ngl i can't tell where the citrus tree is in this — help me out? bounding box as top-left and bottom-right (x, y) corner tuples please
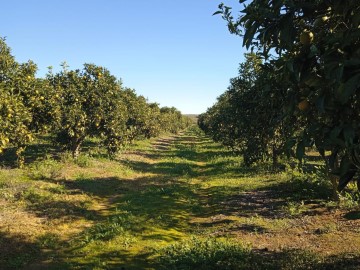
(160, 107), (188, 134)
(120, 88), (154, 143)
(199, 53), (295, 166)
(0, 38), (44, 167)
(48, 63), (128, 158)
(215, 0), (360, 190)
(1, 37), (192, 164)
(142, 102), (163, 139)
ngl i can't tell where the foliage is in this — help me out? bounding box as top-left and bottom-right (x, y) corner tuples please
(212, 0), (360, 190)
(199, 53), (295, 166)
(160, 106), (192, 134)
(47, 63), (128, 158)
(0, 38), (38, 167)
(0, 38), (191, 164)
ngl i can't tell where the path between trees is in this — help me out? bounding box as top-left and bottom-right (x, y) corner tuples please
(4, 129), (360, 269)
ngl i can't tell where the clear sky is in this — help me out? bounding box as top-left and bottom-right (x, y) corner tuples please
(1, 0), (246, 114)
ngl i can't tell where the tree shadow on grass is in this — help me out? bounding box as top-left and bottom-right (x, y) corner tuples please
(62, 176), (128, 197)
(120, 158), (201, 177)
(199, 187), (288, 219)
(189, 173), (335, 225)
(259, 176), (333, 202)
(0, 231), (41, 270)
(39, 173), (205, 236)
(344, 210), (360, 220)
(113, 177), (204, 230)
(16, 174), (207, 269)
(201, 161), (259, 178)
(25, 199), (99, 221)
(257, 249), (360, 270)
(43, 248), (154, 270)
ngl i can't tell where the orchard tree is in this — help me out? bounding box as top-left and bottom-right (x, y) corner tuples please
(120, 88), (153, 143)
(48, 63), (128, 158)
(199, 53), (295, 166)
(0, 37), (192, 165)
(0, 38), (43, 167)
(143, 102), (163, 139)
(160, 107), (187, 134)
(215, 0), (360, 190)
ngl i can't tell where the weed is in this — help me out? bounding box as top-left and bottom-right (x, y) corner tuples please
(78, 213), (138, 244)
(28, 157), (63, 180)
(277, 249), (323, 270)
(314, 223), (338, 234)
(156, 236), (252, 270)
(36, 233), (61, 249)
(20, 187), (52, 204)
(281, 165), (333, 201)
(2, 128), (360, 269)
(282, 201), (306, 216)
(47, 183), (67, 194)
(74, 154), (93, 168)
(338, 191), (360, 209)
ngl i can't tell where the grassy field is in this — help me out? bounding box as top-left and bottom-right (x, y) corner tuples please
(0, 126), (360, 269)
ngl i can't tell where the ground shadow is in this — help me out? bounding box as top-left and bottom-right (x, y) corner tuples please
(0, 231), (41, 270)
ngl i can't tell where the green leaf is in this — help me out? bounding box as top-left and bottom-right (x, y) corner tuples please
(212, 11), (223, 16)
(309, 45), (319, 57)
(339, 73), (360, 104)
(331, 138), (346, 148)
(334, 64), (344, 82)
(279, 14), (294, 48)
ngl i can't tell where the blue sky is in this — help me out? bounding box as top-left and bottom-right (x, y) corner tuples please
(1, 0), (246, 114)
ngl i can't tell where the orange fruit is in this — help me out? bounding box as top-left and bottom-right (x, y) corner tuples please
(300, 31), (314, 45)
(298, 100), (310, 111)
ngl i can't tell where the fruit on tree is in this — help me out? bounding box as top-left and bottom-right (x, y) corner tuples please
(298, 99), (310, 111)
(314, 16), (329, 27)
(300, 31), (314, 45)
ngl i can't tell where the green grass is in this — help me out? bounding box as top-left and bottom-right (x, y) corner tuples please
(0, 127), (359, 269)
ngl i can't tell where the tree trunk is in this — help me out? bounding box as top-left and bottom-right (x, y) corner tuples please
(71, 137), (83, 159)
(330, 174), (340, 201)
(319, 148), (340, 201)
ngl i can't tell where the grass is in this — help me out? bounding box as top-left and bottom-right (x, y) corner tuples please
(0, 126), (360, 269)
